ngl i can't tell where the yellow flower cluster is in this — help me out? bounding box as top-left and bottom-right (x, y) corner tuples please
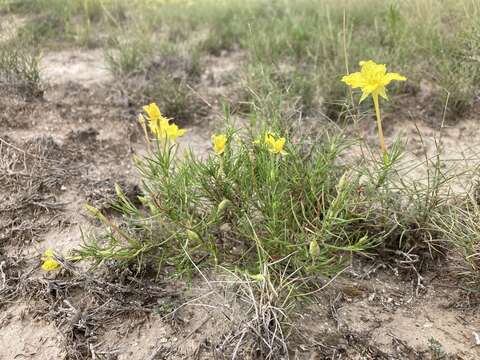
(264, 132), (287, 155)
(212, 131), (287, 157)
(254, 132), (287, 155)
(141, 103), (289, 157)
(142, 103), (187, 142)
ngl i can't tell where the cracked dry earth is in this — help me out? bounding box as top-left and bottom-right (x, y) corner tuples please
(0, 48), (479, 360)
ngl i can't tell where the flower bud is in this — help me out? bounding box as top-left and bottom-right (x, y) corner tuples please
(85, 204), (108, 223)
(186, 230), (202, 243)
(309, 239), (320, 259)
(337, 172), (348, 191)
(114, 183), (123, 198)
(217, 199), (232, 215)
(249, 273), (266, 282)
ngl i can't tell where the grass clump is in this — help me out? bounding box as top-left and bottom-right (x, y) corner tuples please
(104, 25), (204, 123)
(432, 197), (480, 286)
(80, 117), (376, 275)
(105, 34), (152, 77)
(0, 41), (41, 96)
(77, 100), (462, 280)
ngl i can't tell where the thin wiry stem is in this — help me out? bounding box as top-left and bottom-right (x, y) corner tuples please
(372, 94), (388, 160)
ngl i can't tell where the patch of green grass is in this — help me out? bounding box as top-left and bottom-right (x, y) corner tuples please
(432, 196), (480, 287)
(242, 62), (322, 125)
(105, 34), (152, 77)
(2, 0), (130, 47)
(105, 25), (204, 122)
(143, 75), (198, 126)
(4, 0), (479, 118)
(0, 41), (42, 96)
(115, 0), (476, 120)
(428, 337), (447, 359)
(434, 22), (480, 116)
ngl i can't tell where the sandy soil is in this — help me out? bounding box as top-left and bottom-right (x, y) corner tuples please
(1, 47), (479, 359)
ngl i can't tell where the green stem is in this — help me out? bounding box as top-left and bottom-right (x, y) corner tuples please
(372, 94), (388, 161)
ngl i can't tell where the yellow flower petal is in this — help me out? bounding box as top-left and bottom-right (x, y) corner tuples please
(143, 102), (162, 120)
(359, 89), (371, 103)
(165, 123), (187, 142)
(255, 131), (287, 155)
(149, 117), (169, 139)
(41, 249), (61, 271)
(265, 132), (276, 147)
(341, 72), (366, 89)
(255, 131), (288, 155)
(268, 136), (287, 155)
(143, 103), (176, 141)
(212, 134), (227, 155)
(383, 72), (407, 84)
(41, 258), (60, 271)
(377, 86), (388, 100)
(274, 137), (286, 154)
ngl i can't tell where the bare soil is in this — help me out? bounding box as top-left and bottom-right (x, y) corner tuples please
(1, 48), (479, 359)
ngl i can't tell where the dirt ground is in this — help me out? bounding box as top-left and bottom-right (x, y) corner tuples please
(1, 45), (480, 360)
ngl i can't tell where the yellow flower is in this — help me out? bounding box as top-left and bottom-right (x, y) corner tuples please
(142, 102), (187, 143)
(253, 132), (273, 145)
(150, 117), (170, 139)
(143, 102), (162, 120)
(254, 131), (287, 155)
(269, 137), (286, 155)
(265, 133), (287, 155)
(264, 131), (275, 143)
(212, 134), (227, 155)
(341, 60), (406, 103)
(342, 61), (406, 159)
(142, 103), (171, 139)
(165, 123), (187, 142)
(41, 249), (60, 271)
(142, 102), (175, 140)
